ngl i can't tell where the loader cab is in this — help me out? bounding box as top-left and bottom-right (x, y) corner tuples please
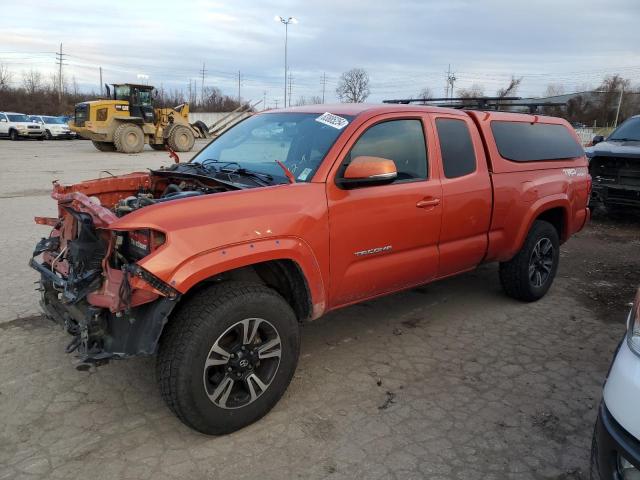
(111, 83), (156, 123)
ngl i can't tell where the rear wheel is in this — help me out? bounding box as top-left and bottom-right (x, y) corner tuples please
(156, 282), (300, 435)
(91, 140), (117, 152)
(113, 123), (145, 153)
(167, 125), (195, 152)
(499, 220), (560, 301)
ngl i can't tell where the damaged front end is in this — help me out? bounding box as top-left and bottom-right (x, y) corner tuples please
(30, 179), (181, 367)
(29, 166), (242, 367)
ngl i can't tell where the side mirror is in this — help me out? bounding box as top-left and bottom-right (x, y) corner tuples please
(336, 156), (397, 189)
(0, 118), (6, 122)
(592, 135), (604, 145)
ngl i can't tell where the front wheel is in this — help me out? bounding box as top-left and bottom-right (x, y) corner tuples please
(156, 282), (300, 435)
(9, 130), (18, 141)
(499, 220), (560, 302)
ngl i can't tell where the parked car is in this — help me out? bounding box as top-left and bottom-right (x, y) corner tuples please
(29, 104), (591, 434)
(586, 115), (640, 210)
(591, 287), (640, 479)
(29, 115), (76, 139)
(0, 112), (45, 140)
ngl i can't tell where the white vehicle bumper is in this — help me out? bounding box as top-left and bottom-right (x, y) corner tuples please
(604, 332), (640, 440)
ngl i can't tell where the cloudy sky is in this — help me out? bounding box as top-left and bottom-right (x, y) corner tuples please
(2, 0), (639, 106)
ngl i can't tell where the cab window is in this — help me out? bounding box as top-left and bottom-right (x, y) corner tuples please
(436, 118), (477, 178)
(345, 119), (428, 182)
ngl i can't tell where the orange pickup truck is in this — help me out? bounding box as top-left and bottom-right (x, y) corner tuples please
(30, 104), (591, 434)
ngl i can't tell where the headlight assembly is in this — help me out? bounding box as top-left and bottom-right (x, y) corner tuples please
(627, 289), (640, 356)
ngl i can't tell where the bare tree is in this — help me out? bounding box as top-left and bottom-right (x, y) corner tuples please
(417, 88), (433, 102)
(0, 64), (12, 91)
(295, 96), (307, 106)
(308, 95), (322, 105)
(497, 76), (522, 98)
(22, 69), (43, 95)
(543, 83), (565, 97)
(336, 68), (370, 103)
(457, 84), (485, 98)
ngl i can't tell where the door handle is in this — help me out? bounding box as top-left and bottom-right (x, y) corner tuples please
(416, 198), (440, 208)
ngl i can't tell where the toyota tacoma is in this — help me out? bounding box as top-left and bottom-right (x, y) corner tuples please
(30, 104), (591, 434)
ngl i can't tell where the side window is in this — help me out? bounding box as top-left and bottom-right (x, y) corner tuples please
(435, 118), (477, 179)
(346, 119), (427, 181)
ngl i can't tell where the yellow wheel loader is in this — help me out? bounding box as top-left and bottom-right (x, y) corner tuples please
(69, 84), (210, 153)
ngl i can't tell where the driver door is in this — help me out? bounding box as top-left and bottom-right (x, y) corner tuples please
(326, 114), (442, 308)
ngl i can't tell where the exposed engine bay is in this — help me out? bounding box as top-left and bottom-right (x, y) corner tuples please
(29, 162), (263, 366)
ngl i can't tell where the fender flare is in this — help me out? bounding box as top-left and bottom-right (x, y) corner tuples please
(507, 194), (570, 260)
(167, 236), (327, 319)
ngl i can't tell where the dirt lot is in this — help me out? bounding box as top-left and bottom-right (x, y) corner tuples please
(0, 139), (638, 479)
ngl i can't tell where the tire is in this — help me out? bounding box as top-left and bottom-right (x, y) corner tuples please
(113, 123), (144, 153)
(589, 423), (602, 480)
(45, 130), (52, 140)
(167, 125), (195, 152)
(150, 143), (166, 151)
(156, 281), (300, 435)
(91, 140), (117, 152)
(192, 120), (209, 138)
(499, 220), (560, 302)
(9, 130), (18, 141)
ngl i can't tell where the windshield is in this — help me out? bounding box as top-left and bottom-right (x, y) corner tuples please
(191, 112), (352, 182)
(43, 116), (66, 124)
(608, 116), (640, 141)
(8, 114), (30, 122)
(114, 85), (130, 100)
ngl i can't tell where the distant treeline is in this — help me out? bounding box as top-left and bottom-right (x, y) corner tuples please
(0, 67), (244, 115)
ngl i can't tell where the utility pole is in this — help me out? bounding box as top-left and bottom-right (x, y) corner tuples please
(288, 72), (293, 107)
(445, 64), (456, 99)
(200, 62), (207, 106)
(321, 72), (327, 103)
(238, 70), (241, 105)
(614, 86), (624, 128)
(274, 99), (279, 109)
(99, 66), (103, 96)
(55, 43), (67, 104)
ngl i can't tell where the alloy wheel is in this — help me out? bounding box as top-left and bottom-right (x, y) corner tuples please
(528, 237), (554, 288)
(202, 318), (282, 409)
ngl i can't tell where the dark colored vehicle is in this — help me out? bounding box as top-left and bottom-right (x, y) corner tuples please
(586, 115), (640, 209)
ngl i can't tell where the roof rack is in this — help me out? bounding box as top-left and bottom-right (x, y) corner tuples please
(383, 96), (520, 104)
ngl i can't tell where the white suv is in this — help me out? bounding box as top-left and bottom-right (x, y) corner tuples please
(591, 287), (640, 479)
(0, 112), (45, 140)
(29, 115), (76, 140)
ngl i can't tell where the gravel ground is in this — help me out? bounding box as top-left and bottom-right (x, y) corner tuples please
(0, 139), (638, 479)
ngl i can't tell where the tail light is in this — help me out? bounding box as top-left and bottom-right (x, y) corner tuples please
(124, 229), (166, 260)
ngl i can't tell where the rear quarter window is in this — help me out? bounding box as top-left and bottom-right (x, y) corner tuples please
(491, 121), (583, 162)
(435, 118), (477, 178)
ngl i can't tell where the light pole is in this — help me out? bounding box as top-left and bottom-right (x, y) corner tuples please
(275, 15), (297, 108)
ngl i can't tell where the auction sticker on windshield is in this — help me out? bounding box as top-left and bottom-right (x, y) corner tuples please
(315, 112), (349, 130)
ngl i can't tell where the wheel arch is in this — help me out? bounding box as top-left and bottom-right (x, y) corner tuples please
(500, 196), (570, 262)
(160, 237), (327, 321)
